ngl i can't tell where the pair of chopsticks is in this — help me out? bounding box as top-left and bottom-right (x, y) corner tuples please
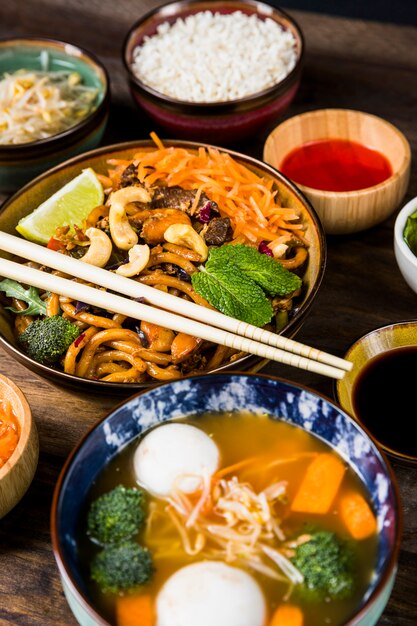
(0, 231), (352, 379)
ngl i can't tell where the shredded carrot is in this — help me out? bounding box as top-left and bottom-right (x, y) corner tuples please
(116, 594), (154, 626)
(108, 139), (306, 245)
(149, 131), (165, 150)
(291, 453), (346, 514)
(96, 173), (113, 188)
(339, 491), (377, 539)
(0, 400), (20, 468)
(270, 604), (304, 626)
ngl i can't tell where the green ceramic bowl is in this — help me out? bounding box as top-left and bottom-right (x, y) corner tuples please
(0, 139), (325, 394)
(335, 320), (417, 465)
(0, 38), (110, 193)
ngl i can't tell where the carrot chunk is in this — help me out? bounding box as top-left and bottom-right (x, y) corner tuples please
(270, 604), (304, 626)
(291, 453), (346, 514)
(116, 594), (154, 626)
(340, 491), (377, 539)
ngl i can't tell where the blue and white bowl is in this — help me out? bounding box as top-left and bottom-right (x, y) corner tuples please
(51, 373), (401, 626)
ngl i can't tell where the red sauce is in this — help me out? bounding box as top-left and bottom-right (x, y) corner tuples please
(280, 138), (393, 192)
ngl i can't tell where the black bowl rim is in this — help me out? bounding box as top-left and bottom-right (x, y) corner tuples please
(50, 371), (403, 626)
(0, 36), (111, 158)
(0, 137), (326, 392)
(121, 0), (304, 114)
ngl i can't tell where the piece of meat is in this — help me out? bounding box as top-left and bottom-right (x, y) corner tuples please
(204, 217), (233, 246)
(151, 186), (219, 218)
(120, 163), (140, 188)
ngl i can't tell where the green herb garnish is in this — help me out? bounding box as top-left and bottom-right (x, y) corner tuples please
(403, 209), (417, 255)
(209, 244), (302, 296)
(0, 278), (47, 316)
(191, 244), (302, 326)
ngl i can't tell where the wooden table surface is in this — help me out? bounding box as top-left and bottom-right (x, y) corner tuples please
(1, 3), (417, 625)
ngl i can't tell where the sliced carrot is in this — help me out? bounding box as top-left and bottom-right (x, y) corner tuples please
(270, 604), (304, 626)
(339, 491), (378, 539)
(116, 594), (154, 626)
(291, 453), (346, 514)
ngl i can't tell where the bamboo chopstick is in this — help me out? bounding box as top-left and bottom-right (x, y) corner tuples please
(0, 231), (352, 373)
(0, 256), (347, 379)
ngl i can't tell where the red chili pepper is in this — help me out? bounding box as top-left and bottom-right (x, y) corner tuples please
(47, 237), (63, 251)
(74, 333), (86, 348)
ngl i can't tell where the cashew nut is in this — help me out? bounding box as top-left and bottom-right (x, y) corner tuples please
(115, 244), (150, 278)
(164, 224), (209, 262)
(80, 228), (113, 267)
(109, 186), (151, 251)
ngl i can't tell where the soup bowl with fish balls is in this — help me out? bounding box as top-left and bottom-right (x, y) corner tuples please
(51, 373), (401, 626)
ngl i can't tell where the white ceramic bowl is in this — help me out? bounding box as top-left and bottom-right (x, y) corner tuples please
(394, 196), (417, 294)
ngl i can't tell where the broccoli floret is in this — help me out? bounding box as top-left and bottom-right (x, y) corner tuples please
(291, 530), (355, 601)
(87, 485), (145, 545)
(18, 315), (80, 365)
(91, 541), (154, 593)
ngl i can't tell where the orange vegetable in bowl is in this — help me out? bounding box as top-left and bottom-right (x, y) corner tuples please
(340, 491), (377, 539)
(291, 453), (346, 514)
(270, 604), (304, 626)
(0, 400), (20, 467)
(0, 374), (39, 519)
(116, 594), (154, 626)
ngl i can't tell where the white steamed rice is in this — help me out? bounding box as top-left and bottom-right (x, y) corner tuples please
(130, 10), (298, 103)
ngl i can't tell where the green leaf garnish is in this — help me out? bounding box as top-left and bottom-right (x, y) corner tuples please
(192, 260), (273, 327)
(208, 244), (302, 296)
(0, 278), (47, 316)
(403, 209), (417, 255)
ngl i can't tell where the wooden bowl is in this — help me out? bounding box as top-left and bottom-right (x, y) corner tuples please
(0, 374), (39, 518)
(263, 108), (411, 234)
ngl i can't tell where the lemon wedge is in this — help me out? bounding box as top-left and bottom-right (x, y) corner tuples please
(16, 167), (104, 244)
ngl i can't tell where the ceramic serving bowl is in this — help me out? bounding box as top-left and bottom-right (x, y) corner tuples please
(394, 195), (417, 295)
(122, 0), (304, 144)
(0, 373), (39, 518)
(335, 320), (417, 465)
(263, 108), (411, 235)
(51, 372), (401, 626)
(0, 37), (110, 193)
(0, 139), (325, 394)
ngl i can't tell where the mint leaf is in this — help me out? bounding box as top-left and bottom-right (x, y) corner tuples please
(209, 244), (302, 296)
(404, 209), (417, 255)
(0, 279), (47, 316)
(192, 260), (273, 327)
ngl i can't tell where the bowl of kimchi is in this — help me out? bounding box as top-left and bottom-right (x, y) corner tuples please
(0, 136), (326, 393)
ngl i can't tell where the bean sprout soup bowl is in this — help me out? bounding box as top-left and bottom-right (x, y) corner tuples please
(51, 373), (401, 626)
(0, 37), (110, 193)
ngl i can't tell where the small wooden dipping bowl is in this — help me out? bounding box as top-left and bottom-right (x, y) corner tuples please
(0, 374), (39, 518)
(263, 108), (411, 234)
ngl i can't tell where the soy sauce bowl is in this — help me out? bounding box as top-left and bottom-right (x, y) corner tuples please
(335, 320), (417, 465)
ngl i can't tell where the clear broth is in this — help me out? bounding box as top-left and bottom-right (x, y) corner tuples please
(78, 413), (378, 626)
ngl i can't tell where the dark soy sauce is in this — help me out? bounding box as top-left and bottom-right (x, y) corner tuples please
(352, 346), (417, 458)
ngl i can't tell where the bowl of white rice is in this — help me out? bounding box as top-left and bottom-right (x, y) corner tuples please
(122, 0), (304, 144)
